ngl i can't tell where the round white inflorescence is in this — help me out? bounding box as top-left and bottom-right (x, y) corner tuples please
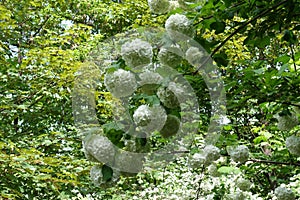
(165, 13), (194, 39)
(185, 46), (204, 66)
(207, 163), (219, 177)
(133, 105), (152, 127)
(114, 151), (144, 173)
(121, 39), (153, 68)
(84, 134), (115, 164)
(158, 47), (183, 68)
(236, 177), (252, 191)
(274, 186), (295, 200)
(138, 70), (163, 86)
(104, 69), (137, 98)
(148, 0), (170, 14)
(157, 85), (180, 108)
(285, 135), (300, 156)
(228, 145), (249, 163)
(276, 113), (299, 131)
(203, 145), (221, 164)
(190, 152), (206, 168)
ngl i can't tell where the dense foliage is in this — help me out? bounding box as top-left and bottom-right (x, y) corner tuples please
(0, 0), (299, 199)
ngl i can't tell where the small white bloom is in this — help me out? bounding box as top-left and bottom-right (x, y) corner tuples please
(285, 135), (300, 156)
(138, 70), (163, 86)
(104, 69), (137, 98)
(121, 39), (153, 68)
(165, 14), (194, 39)
(203, 145), (221, 164)
(228, 145), (249, 163)
(185, 46), (205, 66)
(148, 0), (170, 14)
(236, 177), (252, 191)
(133, 105), (152, 127)
(276, 112), (298, 131)
(208, 163), (219, 177)
(158, 47), (183, 68)
(84, 134), (115, 164)
(190, 153), (205, 168)
(274, 186), (295, 200)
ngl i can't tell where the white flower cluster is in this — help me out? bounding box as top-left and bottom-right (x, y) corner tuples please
(276, 113), (298, 131)
(133, 105), (152, 127)
(165, 13), (194, 39)
(285, 135), (300, 156)
(274, 186), (295, 200)
(203, 145), (221, 164)
(227, 145), (249, 163)
(121, 39), (153, 68)
(208, 163), (219, 177)
(83, 134), (115, 164)
(236, 177), (252, 191)
(104, 69), (137, 98)
(186, 46), (204, 66)
(157, 86), (180, 108)
(138, 70), (163, 86)
(114, 151), (144, 173)
(133, 104), (167, 133)
(147, 0), (170, 14)
(158, 47), (183, 68)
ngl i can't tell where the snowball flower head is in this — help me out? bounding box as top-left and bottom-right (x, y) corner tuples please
(185, 46), (204, 66)
(158, 47), (183, 68)
(203, 145), (220, 164)
(190, 152), (206, 168)
(165, 14), (194, 39)
(148, 0), (170, 14)
(228, 145), (249, 163)
(157, 85), (180, 108)
(104, 69), (137, 98)
(276, 112), (298, 131)
(84, 134), (115, 164)
(121, 39), (153, 68)
(285, 135), (300, 156)
(274, 186), (295, 200)
(138, 70), (163, 86)
(236, 177), (252, 191)
(133, 105), (152, 127)
(114, 151), (144, 173)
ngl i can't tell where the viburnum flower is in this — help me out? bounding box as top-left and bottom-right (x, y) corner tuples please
(274, 186), (295, 200)
(207, 163), (219, 177)
(285, 135), (300, 156)
(104, 69), (137, 98)
(203, 145), (221, 164)
(121, 39), (153, 68)
(185, 46), (204, 66)
(236, 177), (252, 191)
(158, 47), (183, 68)
(114, 151), (144, 173)
(190, 152), (206, 168)
(138, 70), (163, 86)
(169, 1), (180, 10)
(148, 0), (170, 14)
(83, 134), (115, 164)
(227, 145), (249, 163)
(157, 85), (180, 108)
(165, 14), (194, 39)
(133, 105), (152, 127)
(276, 112), (299, 131)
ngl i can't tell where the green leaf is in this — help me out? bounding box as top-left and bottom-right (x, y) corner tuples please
(210, 21), (226, 34)
(102, 164), (113, 182)
(218, 166), (241, 174)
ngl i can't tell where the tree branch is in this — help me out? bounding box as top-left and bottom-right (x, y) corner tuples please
(248, 159), (300, 166)
(193, 0), (288, 74)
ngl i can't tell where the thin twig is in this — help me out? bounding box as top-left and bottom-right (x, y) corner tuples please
(247, 159), (300, 166)
(193, 0), (288, 74)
